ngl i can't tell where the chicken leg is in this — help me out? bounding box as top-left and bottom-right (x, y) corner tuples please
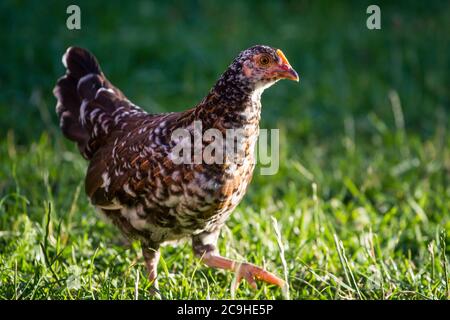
(192, 231), (284, 290)
(142, 243), (160, 289)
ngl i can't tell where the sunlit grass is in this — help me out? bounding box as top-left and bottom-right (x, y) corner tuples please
(1, 102), (449, 299)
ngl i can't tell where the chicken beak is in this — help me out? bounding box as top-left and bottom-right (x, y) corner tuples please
(275, 49), (299, 82)
(276, 64), (299, 82)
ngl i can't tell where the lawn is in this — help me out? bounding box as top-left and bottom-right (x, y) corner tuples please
(0, 1), (449, 299)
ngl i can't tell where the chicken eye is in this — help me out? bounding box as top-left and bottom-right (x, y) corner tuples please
(259, 55), (271, 66)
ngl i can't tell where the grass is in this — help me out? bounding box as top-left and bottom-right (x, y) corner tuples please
(0, 1), (450, 299)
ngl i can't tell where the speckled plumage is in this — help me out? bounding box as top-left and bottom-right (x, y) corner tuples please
(54, 45), (298, 289)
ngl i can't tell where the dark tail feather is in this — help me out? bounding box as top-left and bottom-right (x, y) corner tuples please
(53, 47), (104, 156)
(54, 47), (129, 158)
(63, 47), (102, 80)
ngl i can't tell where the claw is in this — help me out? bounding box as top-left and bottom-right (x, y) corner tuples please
(197, 250), (285, 291)
(233, 262), (284, 290)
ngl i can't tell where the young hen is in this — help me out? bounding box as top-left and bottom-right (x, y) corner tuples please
(54, 45), (299, 290)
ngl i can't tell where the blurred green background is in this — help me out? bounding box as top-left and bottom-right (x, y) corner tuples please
(0, 0), (450, 299)
(1, 0), (448, 141)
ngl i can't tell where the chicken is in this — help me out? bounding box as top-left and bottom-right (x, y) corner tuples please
(53, 45), (299, 291)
